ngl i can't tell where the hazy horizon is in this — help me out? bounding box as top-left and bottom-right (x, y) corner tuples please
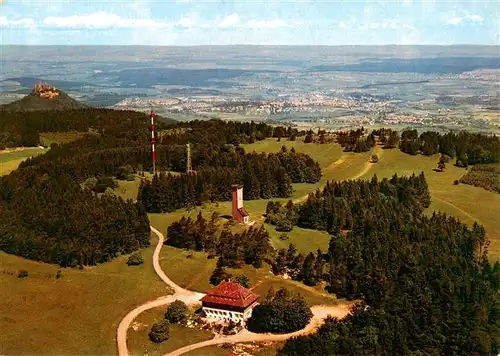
(1, 0), (498, 46)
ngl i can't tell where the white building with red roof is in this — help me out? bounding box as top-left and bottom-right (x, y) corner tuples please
(200, 281), (259, 324)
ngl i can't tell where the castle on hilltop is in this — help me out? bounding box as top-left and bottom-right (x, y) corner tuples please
(33, 82), (60, 99)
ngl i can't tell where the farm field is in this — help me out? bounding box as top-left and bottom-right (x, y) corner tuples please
(0, 235), (168, 355)
(128, 307), (214, 356)
(0, 147), (47, 176)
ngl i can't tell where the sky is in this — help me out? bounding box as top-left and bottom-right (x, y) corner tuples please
(0, 0), (499, 45)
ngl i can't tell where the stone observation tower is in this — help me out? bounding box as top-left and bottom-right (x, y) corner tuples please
(231, 184), (249, 224)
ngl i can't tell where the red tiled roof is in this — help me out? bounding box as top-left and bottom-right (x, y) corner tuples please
(201, 281), (259, 308)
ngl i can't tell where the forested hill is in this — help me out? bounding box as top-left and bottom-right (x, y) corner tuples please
(0, 85), (88, 112)
(0, 108), (177, 148)
(0, 112), (309, 266)
(265, 175), (500, 355)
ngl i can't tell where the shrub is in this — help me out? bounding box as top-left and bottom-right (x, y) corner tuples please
(276, 218), (294, 232)
(165, 300), (189, 324)
(127, 252), (144, 266)
(148, 319), (170, 343)
(247, 288), (313, 333)
(116, 165), (134, 180)
(56, 270), (62, 279)
(279, 233), (289, 240)
(18, 270), (28, 278)
(371, 154), (379, 163)
(235, 274), (250, 288)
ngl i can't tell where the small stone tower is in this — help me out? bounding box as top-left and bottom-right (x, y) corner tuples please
(231, 184), (249, 224)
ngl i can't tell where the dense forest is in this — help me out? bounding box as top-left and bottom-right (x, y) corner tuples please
(263, 175), (499, 355)
(0, 109), (301, 266)
(138, 146), (321, 212)
(399, 129), (500, 165)
(165, 173), (499, 354)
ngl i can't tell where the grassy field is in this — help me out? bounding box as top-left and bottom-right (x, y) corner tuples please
(39, 131), (87, 146)
(128, 307), (214, 356)
(0, 234), (169, 355)
(119, 139), (499, 260)
(158, 245), (337, 306)
(0, 147), (48, 176)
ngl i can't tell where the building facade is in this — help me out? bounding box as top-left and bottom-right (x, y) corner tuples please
(231, 184), (249, 224)
(201, 281), (259, 324)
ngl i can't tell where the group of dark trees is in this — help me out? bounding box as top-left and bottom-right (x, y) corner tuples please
(1, 108), (303, 267)
(459, 163), (500, 193)
(0, 171), (151, 266)
(262, 173), (500, 355)
(166, 213), (272, 268)
(266, 173), (430, 234)
(335, 128), (376, 152)
(148, 299), (190, 343)
(399, 129), (500, 165)
(247, 287), (313, 334)
(138, 146), (321, 213)
(271, 245), (326, 287)
(372, 128), (400, 149)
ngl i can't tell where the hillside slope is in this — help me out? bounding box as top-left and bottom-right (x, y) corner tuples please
(1, 83), (87, 111)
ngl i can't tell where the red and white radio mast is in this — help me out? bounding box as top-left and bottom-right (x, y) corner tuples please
(150, 110), (156, 176)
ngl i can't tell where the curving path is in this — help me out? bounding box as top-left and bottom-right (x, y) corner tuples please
(116, 226), (205, 356)
(166, 304), (350, 356)
(116, 226), (350, 356)
(293, 146), (383, 205)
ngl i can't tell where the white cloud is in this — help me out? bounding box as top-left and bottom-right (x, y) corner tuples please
(338, 21), (349, 29)
(0, 16), (35, 27)
(4, 11), (304, 33)
(358, 20), (414, 31)
(402, 0), (412, 7)
(42, 12), (173, 29)
(446, 14), (483, 25)
(177, 16), (196, 27)
(245, 19), (288, 29)
(217, 13), (240, 28)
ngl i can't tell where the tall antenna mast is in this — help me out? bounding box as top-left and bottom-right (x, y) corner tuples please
(150, 110), (156, 176)
(186, 143), (191, 174)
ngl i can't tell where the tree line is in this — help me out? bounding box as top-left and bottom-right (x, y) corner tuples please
(399, 129), (500, 165)
(266, 173), (430, 234)
(138, 147), (321, 213)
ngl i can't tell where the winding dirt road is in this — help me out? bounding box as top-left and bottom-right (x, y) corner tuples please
(293, 146), (383, 204)
(167, 304), (350, 356)
(116, 227), (205, 356)
(116, 226), (350, 356)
